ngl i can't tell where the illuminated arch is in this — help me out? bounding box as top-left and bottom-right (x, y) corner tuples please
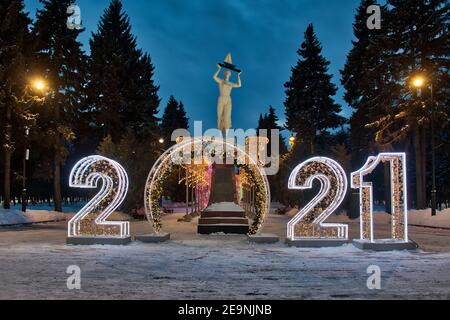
(144, 137), (271, 235)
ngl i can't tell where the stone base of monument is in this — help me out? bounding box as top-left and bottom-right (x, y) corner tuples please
(134, 233), (171, 243)
(286, 239), (350, 248)
(198, 224), (249, 235)
(353, 239), (418, 251)
(67, 237), (132, 246)
(247, 234), (280, 244)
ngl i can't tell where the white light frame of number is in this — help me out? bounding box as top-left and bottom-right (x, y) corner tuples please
(68, 156), (130, 239)
(351, 153), (408, 243)
(287, 157), (348, 241)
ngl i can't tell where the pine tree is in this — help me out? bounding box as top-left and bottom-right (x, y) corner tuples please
(284, 24), (344, 156)
(366, 0), (449, 209)
(341, 0), (399, 214)
(89, 0), (162, 213)
(160, 96), (189, 147)
(0, 0), (34, 209)
(176, 101), (189, 130)
(32, 0), (87, 212)
(341, 1), (396, 162)
(87, 0), (160, 142)
(258, 106), (287, 155)
(256, 106), (288, 203)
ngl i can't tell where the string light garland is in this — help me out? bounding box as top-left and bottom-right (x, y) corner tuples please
(68, 156), (129, 239)
(287, 157), (348, 241)
(351, 153), (408, 243)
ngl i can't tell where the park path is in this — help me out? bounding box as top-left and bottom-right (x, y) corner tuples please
(0, 238), (450, 300)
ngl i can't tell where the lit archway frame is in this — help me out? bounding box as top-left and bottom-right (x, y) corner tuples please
(144, 137), (271, 235)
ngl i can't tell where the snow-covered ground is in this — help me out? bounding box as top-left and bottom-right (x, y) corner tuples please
(0, 209), (66, 226)
(0, 211), (450, 299)
(205, 202), (245, 212)
(407, 208), (450, 229)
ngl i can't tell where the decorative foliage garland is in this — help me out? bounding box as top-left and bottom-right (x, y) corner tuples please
(146, 160), (174, 233)
(238, 164), (271, 235)
(145, 138), (271, 235)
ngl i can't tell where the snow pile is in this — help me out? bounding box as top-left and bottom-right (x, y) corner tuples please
(0, 209), (66, 226)
(205, 202), (244, 212)
(408, 208), (450, 229)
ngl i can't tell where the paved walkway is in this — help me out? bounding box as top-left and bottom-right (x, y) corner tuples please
(1, 213), (450, 299)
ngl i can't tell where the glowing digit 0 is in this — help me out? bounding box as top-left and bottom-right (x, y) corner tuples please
(288, 157), (348, 242)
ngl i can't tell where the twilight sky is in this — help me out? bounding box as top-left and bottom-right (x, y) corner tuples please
(24, 0), (362, 132)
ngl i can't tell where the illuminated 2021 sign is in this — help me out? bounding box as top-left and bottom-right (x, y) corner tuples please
(68, 153), (411, 250)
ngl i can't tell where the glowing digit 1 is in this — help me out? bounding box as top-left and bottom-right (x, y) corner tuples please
(287, 157), (348, 241)
(68, 156), (129, 239)
(351, 153), (408, 243)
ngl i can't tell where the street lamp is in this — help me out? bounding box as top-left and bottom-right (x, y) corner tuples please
(289, 135), (296, 149)
(159, 138), (165, 145)
(32, 78), (47, 92)
(21, 78), (48, 212)
(412, 75), (437, 216)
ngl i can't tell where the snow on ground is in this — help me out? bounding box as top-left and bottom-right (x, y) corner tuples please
(1, 238), (450, 300)
(407, 208), (450, 229)
(0, 209), (66, 226)
(1, 208), (450, 299)
(8, 203), (87, 213)
(205, 202), (245, 212)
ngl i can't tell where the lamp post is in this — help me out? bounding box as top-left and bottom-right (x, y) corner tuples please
(412, 76), (437, 216)
(21, 78), (48, 212)
(21, 127), (30, 212)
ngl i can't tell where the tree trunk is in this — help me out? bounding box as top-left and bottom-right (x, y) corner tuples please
(414, 126), (426, 209)
(420, 126), (427, 207)
(3, 150), (12, 210)
(3, 104), (13, 209)
(54, 157), (62, 212)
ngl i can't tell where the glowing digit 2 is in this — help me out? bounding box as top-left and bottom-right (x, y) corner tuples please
(288, 157), (348, 241)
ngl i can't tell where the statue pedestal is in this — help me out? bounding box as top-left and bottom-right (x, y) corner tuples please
(198, 164), (249, 235)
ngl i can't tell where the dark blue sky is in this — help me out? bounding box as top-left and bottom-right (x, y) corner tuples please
(24, 0), (362, 132)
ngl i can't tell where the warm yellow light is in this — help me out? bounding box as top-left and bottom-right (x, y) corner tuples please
(32, 79), (46, 91)
(412, 77), (425, 88)
(159, 138), (165, 144)
(289, 136), (296, 143)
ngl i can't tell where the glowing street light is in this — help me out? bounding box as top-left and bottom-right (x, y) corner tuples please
(289, 136), (296, 148)
(159, 138), (165, 145)
(412, 76), (425, 88)
(31, 78), (48, 93)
